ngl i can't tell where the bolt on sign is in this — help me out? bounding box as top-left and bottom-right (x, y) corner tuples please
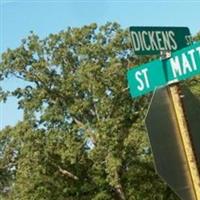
(129, 26), (192, 55)
(127, 41), (200, 98)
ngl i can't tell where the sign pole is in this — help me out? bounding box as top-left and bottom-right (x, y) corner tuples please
(168, 84), (200, 200)
(162, 52), (200, 200)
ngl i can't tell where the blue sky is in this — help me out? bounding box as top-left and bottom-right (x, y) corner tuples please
(1, 0), (200, 129)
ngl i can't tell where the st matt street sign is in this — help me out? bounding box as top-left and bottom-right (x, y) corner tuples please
(129, 26), (192, 55)
(127, 42), (200, 97)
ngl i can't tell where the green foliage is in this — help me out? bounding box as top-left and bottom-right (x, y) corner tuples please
(1, 22), (198, 200)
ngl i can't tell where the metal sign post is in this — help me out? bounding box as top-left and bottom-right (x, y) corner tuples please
(168, 84), (200, 200)
(162, 52), (200, 200)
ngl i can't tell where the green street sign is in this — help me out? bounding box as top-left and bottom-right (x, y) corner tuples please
(127, 59), (165, 97)
(164, 41), (200, 83)
(129, 26), (192, 55)
(127, 42), (200, 98)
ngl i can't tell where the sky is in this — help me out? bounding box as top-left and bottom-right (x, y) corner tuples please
(0, 0), (200, 129)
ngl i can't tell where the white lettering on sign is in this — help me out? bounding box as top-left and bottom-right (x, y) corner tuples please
(149, 32), (158, 50)
(135, 68), (150, 91)
(138, 32), (145, 51)
(156, 31), (164, 51)
(196, 47), (200, 55)
(188, 49), (197, 70)
(170, 56), (182, 78)
(168, 31), (177, 50)
(182, 53), (193, 74)
(170, 48), (199, 78)
(162, 31), (171, 50)
(142, 31), (151, 50)
(131, 32), (140, 51)
(131, 31), (178, 52)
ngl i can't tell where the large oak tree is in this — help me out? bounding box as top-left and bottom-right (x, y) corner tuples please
(1, 22), (199, 200)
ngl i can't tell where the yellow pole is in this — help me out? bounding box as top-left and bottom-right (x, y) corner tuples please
(169, 84), (200, 200)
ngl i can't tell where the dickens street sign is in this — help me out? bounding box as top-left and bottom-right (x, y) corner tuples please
(129, 26), (192, 55)
(127, 42), (200, 97)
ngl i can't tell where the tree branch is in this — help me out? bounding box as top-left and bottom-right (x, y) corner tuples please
(114, 171), (126, 200)
(73, 117), (96, 145)
(115, 183), (126, 200)
(58, 166), (79, 180)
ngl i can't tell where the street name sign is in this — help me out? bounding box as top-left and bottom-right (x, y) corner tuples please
(127, 41), (200, 98)
(130, 26), (192, 55)
(127, 59), (165, 97)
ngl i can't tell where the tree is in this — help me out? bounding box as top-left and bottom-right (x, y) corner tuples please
(1, 22), (197, 199)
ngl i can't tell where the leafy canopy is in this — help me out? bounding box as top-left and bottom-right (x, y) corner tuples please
(1, 22), (198, 200)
